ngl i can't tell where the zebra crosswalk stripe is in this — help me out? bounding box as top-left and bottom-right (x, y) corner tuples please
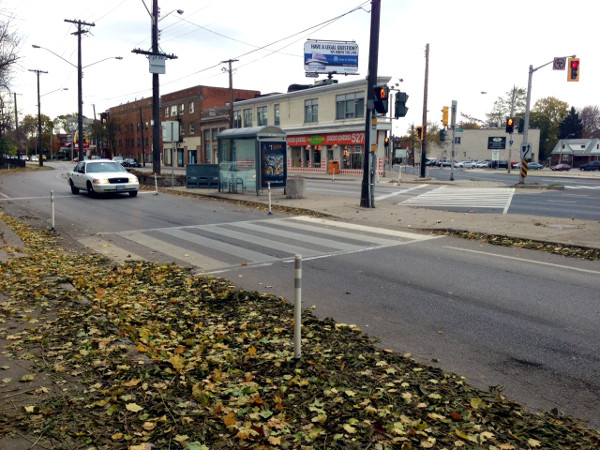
(400, 186), (515, 212)
(77, 217), (439, 271)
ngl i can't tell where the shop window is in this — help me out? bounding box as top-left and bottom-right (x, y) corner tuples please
(336, 92), (365, 119)
(304, 99), (318, 123)
(257, 106), (268, 126)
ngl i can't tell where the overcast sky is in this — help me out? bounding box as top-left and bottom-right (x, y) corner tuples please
(1, 0), (595, 136)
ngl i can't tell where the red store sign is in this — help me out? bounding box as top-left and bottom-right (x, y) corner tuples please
(287, 132), (365, 147)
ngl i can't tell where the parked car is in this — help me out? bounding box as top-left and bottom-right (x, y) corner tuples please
(528, 162), (543, 170)
(456, 161), (476, 169)
(579, 161), (600, 171)
(490, 160), (508, 169)
(475, 160), (490, 168)
(121, 158), (141, 168)
(551, 163), (571, 171)
(425, 158), (438, 166)
(68, 159), (139, 197)
(113, 156), (124, 163)
(439, 159), (452, 167)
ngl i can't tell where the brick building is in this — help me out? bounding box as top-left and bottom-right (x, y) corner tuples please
(108, 85), (259, 167)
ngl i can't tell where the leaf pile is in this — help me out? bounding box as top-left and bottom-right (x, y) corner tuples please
(1, 213), (599, 449)
(431, 229), (600, 261)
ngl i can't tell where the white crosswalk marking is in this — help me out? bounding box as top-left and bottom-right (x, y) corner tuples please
(77, 217), (439, 270)
(400, 186), (515, 213)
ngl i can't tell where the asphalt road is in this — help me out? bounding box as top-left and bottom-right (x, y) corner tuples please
(1, 163), (599, 429)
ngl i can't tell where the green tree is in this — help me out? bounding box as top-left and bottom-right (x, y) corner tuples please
(20, 114), (54, 154)
(559, 107), (583, 139)
(529, 96), (568, 162)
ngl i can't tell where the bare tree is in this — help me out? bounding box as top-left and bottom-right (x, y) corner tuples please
(486, 87), (527, 127)
(0, 8), (20, 90)
(580, 105), (600, 138)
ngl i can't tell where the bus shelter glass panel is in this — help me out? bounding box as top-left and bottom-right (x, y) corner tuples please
(218, 138), (256, 193)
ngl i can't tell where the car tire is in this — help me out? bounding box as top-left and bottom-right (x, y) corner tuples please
(69, 180), (79, 195)
(86, 182), (96, 197)
(129, 190), (138, 197)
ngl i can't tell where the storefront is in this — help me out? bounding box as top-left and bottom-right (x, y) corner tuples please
(287, 131), (375, 175)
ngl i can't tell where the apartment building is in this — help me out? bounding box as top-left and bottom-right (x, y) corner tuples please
(232, 77), (393, 175)
(108, 86), (260, 166)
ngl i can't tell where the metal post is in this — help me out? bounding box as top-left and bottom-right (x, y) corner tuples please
(267, 182), (273, 215)
(152, 0), (161, 174)
(50, 190), (55, 231)
(419, 44), (430, 178)
(360, 0), (381, 208)
(521, 65), (533, 184)
(294, 255), (302, 360)
(450, 100), (457, 181)
(171, 122), (175, 187)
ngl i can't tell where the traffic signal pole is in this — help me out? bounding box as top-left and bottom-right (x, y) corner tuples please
(360, 0), (381, 209)
(520, 54), (575, 183)
(419, 44), (429, 178)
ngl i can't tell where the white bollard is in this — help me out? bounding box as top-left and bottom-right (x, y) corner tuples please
(294, 254), (302, 360)
(50, 190), (56, 231)
(268, 182), (273, 215)
(154, 174), (159, 195)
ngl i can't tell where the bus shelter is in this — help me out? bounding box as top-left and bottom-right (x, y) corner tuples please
(217, 126), (287, 194)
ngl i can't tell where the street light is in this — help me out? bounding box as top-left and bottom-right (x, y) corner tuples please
(32, 44), (122, 161)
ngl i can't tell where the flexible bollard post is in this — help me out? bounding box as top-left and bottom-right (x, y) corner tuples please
(268, 182), (273, 215)
(154, 174), (159, 195)
(50, 190), (56, 231)
(294, 254), (302, 360)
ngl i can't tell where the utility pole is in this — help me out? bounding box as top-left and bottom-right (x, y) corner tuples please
(507, 86), (516, 174)
(65, 19), (95, 162)
(360, 0), (381, 208)
(29, 69), (47, 167)
(14, 92), (20, 159)
(132, 0), (178, 174)
(419, 44), (430, 178)
(222, 59), (238, 128)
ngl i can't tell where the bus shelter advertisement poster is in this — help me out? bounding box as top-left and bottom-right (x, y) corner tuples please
(260, 142), (287, 188)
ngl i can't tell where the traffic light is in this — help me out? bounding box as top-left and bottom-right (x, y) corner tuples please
(567, 58), (580, 82)
(442, 106), (449, 126)
(384, 136), (390, 148)
(505, 117), (514, 134)
(373, 85), (389, 114)
(518, 117), (524, 134)
(439, 129), (446, 142)
(416, 126), (423, 141)
(395, 92), (409, 118)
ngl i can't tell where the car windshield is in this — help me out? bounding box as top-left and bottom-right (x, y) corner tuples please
(86, 162), (127, 173)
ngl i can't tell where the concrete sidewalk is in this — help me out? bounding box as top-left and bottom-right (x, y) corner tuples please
(161, 170), (600, 251)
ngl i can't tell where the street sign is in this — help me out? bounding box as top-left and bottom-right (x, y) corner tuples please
(553, 57), (566, 70)
(456, 128), (463, 132)
(520, 143), (532, 159)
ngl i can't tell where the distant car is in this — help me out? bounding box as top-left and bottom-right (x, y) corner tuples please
(68, 159), (139, 197)
(30, 155), (39, 162)
(439, 159), (452, 167)
(475, 160), (490, 168)
(528, 162), (543, 170)
(456, 161), (475, 168)
(121, 158), (141, 168)
(551, 163), (571, 171)
(425, 158), (437, 166)
(113, 156), (124, 162)
(579, 161), (600, 171)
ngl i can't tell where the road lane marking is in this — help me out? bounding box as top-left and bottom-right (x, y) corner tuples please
(375, 184), (429, 201)
(445, 246), (600, 275)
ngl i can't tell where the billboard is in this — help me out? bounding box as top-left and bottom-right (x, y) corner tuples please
(304, 40), (358, 75)
(488, 137), (506, 150)
(260, 141), (287, 188)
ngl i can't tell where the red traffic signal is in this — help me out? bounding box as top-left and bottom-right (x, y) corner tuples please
(568, 58), (580, 82)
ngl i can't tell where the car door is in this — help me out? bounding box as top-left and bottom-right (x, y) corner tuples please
(72, 162), (86, 189)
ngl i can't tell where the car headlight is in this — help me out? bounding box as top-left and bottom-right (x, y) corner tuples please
(92, 178), (110, 185)
(129, 176), (138, 183)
